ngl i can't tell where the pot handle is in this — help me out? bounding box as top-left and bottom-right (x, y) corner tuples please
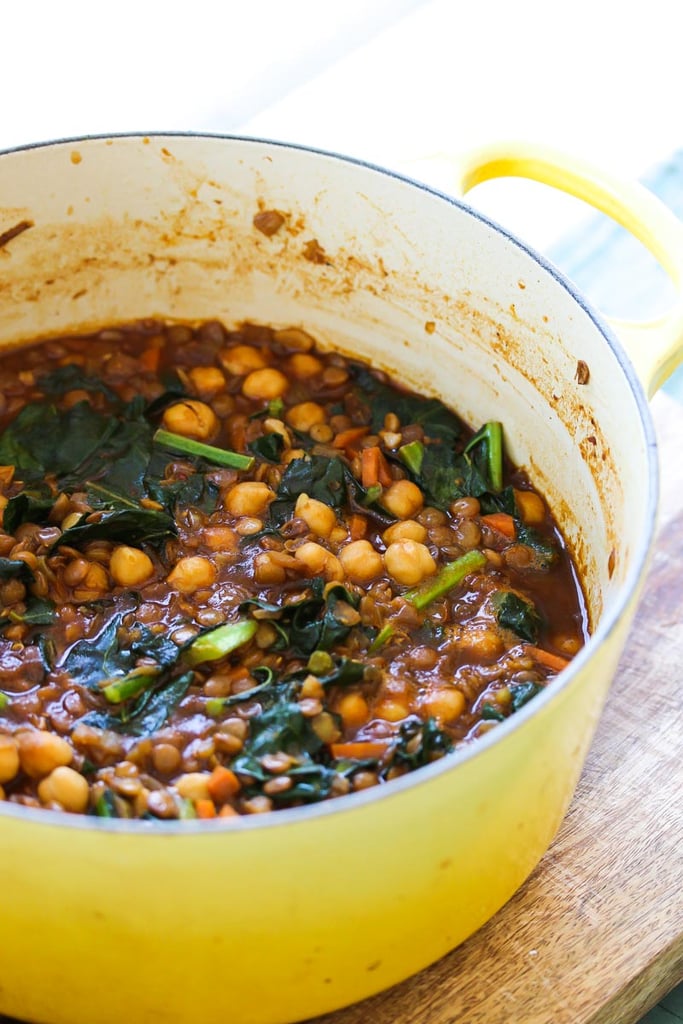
(452, 141), (683, 398)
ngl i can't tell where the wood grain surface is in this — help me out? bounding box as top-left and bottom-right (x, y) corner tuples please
(1, 395), (681, 1024)
(310, 391), (683, 1024)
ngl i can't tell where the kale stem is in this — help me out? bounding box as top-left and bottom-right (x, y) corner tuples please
(398, 440), (425, 476)
(183, 618), (258, 667)
(153, 429), (255, 470)
(102, 671), (159, 704)
(405, 549), (488, 610)
(369, 550), (488, 652)
(464, 421), (503, 493)
(486, 421), (504, 493)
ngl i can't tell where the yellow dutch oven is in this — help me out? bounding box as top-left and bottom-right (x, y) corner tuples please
(0, 135), (682, 1024)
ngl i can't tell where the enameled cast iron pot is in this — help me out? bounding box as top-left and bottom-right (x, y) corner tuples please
(1, 135), (682, 1024)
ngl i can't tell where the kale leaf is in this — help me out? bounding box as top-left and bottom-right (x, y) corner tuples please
(239, 580), (362, 657)
(2, 488), (56, 533)
(61, 613), (179, 690)
(386, 716), (453, 771)
(0, 557), (35, 582)
(38, 365), (118, 403)
(248, 432), (285, 464)
(78, 671), (193, 737)
(492, 591), (542, 643)
(53, 505), (175, 551)
(352, 365), (463, 442)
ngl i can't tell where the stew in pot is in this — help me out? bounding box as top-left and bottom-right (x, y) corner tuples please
(0, 320), (587, 819)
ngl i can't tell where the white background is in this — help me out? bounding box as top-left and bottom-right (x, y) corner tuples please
(4, 0), (681, 252)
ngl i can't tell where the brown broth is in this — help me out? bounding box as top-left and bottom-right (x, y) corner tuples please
(0, 320), (588, 819)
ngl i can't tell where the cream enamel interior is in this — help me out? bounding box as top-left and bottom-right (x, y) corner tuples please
(0, 135), (651, 624)
(0, 135), (659, 1024)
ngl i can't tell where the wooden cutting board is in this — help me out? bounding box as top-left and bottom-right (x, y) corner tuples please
(312, 390), (683, 1024)
(2, 394), (681, 1024)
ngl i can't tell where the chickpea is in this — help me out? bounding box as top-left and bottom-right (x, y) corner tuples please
(282, 448), (307, 465)
(294, 542), (344, 581)
(422, 687), (466, 722)
(459, 624), (504, 660)
(242, 368), (288, 401)
(219, 344), (268, 376)
(188, 366), (226, 397)
(339, 540), (383, 582)
(38, 765), (89, 813)
(253, 553), (287, 584)
(382, 519), (427, 545)
(17, 731), (73, 779)
(381, 480), (424, 519)
(384, 540), (436, 586)
(73, 562), (110, 598)
(374, 699), (410, 723)
(514, 488), (546, 526)
(336, 692), (370, 730)
(287, 353), (323, 378)
(175, 772), (211, 801)
(0, 736), (20, 784)
(202, 525), (238, 552)
(110, 546), (154, 587)
(285, 402), (326, 433)
(234, 517), (263, 536)
(224, 481), (275, 518)
(167, 556), (217, 594)
(295, 493), (337, 538)
(162, 400), (219, 441)
(263, 417), (292, 446)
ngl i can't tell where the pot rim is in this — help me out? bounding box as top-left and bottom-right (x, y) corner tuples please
(0, 131), (660, 834)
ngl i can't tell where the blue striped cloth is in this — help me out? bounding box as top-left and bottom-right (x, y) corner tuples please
(547, 152), (683, 405)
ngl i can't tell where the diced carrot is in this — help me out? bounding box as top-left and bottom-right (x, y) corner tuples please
(329, 741), (390, 760)
(362, 445), (393, 488)
(361, 446), (379, 488)
(207, 765), (241, 803)
(349, 514), (368, 541)
(525, 645), (571, 673)
(376, 451), (393, 487)
(480, 512), (516, 540)
(195, 798), (217, 819)
(139, 346), (161, 372)
(332, 426), (370, 453)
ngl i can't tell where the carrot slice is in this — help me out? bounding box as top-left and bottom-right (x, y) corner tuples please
(362, 446), (393, 488)
(195, 798), (217, 819)
(332, 426), (370, 452)
(480, 512), (516, 540)
(525, 645), (571, 673)
(376, 450), (393, 487)
(349, 514), (368, 540)
(329, 741), (390, 760)
(361, 446), (380, 488)
(207, 765), (241, 803)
